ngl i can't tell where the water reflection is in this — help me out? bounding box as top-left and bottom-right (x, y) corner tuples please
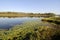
(0, 17), (43, 29)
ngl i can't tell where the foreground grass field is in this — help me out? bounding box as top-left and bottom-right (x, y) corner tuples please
(0, 20), (60, 40)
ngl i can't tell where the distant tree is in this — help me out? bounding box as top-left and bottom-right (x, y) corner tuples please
(38, 13), (41, 14)
(7, 12), (11, 13)
(29, 13), (33, 15)
(45, 13), (55, 16)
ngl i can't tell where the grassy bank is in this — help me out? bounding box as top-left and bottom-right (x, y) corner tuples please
(42, 17), (60, 25)
(0, 12), (55, 17)
(0, 21), (60, 40)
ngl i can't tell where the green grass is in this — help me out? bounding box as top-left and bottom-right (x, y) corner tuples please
(0, 21), (60, 40)
(42, 17), (60, 25)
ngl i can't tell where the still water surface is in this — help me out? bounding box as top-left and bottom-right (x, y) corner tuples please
(0, 17), (43, 29)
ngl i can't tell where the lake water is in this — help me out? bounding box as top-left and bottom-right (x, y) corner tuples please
(0, 17), (43, 29)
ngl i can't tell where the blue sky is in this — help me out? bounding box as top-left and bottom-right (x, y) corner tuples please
(0, 0), (60, 14)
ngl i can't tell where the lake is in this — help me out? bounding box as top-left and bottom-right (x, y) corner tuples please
(0, 17), (43, 29)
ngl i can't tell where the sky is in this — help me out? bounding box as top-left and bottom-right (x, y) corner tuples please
(0, 0), (60, 14)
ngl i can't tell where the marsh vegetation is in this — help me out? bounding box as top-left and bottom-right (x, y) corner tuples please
(0, 12), (55, 17)
(0, 21), (59, 40)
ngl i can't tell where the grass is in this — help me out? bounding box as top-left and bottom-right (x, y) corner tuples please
(42, 17), (60, 25)
(0, 12), (55, 17)
(0, 20), (60, 40)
